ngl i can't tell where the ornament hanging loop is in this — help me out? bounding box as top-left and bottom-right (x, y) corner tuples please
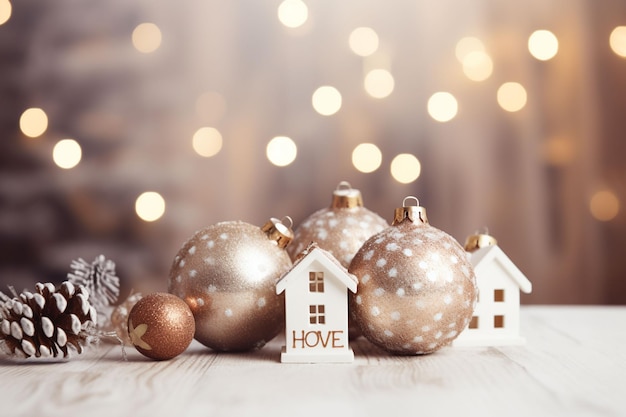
(392, 196), (428, 225)
(261, 216), (294, 249)
(331, 181), (363, 209)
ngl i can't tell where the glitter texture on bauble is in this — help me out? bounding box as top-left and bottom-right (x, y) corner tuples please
(168, 218), (294, 352)
(349, 197), (477, 355)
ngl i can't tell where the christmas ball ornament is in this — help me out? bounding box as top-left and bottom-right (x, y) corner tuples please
(127, 292), (194, 360)
(110, 292), (143, 345)
(349, 197), (477, 355)
(288, 181), (388, 267)
(168, 217), (294, 351)
(288, 182), (388, 339)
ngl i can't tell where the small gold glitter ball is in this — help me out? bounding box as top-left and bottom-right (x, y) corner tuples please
(349, 197), (477, 355)
(168, 219), (293, 351)
(127, 293), (195, 360)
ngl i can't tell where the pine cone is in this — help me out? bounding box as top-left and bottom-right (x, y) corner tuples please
(0, 281), (97, 359)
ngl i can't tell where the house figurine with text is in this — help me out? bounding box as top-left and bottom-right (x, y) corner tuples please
(276, 242), (357, 363)
(454, 234), (532, 346)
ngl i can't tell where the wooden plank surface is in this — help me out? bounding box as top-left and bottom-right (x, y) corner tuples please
(1, 306), (624, 417)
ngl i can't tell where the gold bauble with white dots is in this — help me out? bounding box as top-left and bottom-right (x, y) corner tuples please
(349, 197), (477, 355)
(287, 182), (388, 266)
(168, 217), (294, 352)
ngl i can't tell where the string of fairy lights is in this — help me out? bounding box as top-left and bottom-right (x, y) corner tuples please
(2, 0), (625, 224)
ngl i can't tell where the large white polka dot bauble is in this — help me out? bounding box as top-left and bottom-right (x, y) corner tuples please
(288, 182), (389, 339)
(349, 197), (477, 355)
(168, 218), (293, 351)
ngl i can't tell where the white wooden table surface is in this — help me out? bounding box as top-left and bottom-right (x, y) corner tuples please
(1, 306), (624, 417)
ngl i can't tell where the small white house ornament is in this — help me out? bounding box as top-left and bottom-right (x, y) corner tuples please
(454, 233), (532, 346)
(276, 242), (357, 363)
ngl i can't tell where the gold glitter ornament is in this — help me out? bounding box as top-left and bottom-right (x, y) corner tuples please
(288, 182), (388, 339)
(349, 197), (477, 355)
(287, 182), (388, 267)
(127, 292), (195, 360)
(168, 217), (294, 352)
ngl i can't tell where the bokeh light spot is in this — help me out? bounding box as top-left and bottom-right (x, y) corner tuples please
(349, 27), (379, 57)
(390, 154), (421, 184)
(427, 92), (458, 122)
(20, 107), (48, 138)
(277, 0), (308, 29)
(266, 136), (297, 167)
(352, 143), (382, 173)
(590, 190), (620, 221)
(462, 50), (494, 81)
(132, 23), (162, 53)
(52, 139), (82, 169)
(312, 86), (342, 116)
(364, 69), (395, 99)
(455, 37), (485, 63)
(528, 30), (559, 61)
(609, 26), (626, 58)
(0, 0), (12, 25)
(192, 127), (223, 158)
(497, 82), (527, 112)
(136, 191), (166, 222)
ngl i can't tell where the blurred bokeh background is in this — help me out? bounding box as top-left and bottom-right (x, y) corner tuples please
(1, 0), (624, 304)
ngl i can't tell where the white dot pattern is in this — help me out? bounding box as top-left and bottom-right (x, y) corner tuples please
(167, 221), (293, 352)
(287, 206), (388, 272)
(349, 220), (477, 355)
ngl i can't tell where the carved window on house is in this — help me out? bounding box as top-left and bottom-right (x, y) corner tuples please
(309, 304), (326, 324)
(468, 316), (479, 329)
(309, 271), (324, 292)
(494, 315), (505, 328)
(494, 289), (505, 302)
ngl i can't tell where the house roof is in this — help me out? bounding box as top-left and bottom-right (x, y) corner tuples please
(276, 242), (358, 294)
(471, 245), (532, 293)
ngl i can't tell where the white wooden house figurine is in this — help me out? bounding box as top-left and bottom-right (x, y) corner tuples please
(276, 242), (357, 363)
(454, 234), (532, 346)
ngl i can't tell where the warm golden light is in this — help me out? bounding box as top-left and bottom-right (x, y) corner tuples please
(528, 30), (559, 61)
(427, 92), (458, 122)
(266, 136), (297, 167)
(609, 26), (626, 58)
(312, 86), (342, 116)
(52, 139), (82, 169)
(349, 27), (379, 57)
(192, 127), (223, 158)
(497, 82), (527, 112)
(364, 69), (394, 99)
(455, 37), (485, 63)
(132, 23), (162, 53)
(19, 107), (48, 138)
(136, 191), (166, 222)
(542, 136), (576, 166)
(352, 143), (382, 173)
(462, 50), (493, 82)
(590, 190), (620, 221)
(277, 0), (308, 29)
(0, 0), (11, 25)
(390, 153), (421, 184)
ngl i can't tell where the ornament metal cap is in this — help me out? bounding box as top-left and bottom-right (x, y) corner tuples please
(331, 181), (363, 209)
(392, 196), (428, 225)
(261, 216), (294, 249)
(464, 232), (498, 252)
